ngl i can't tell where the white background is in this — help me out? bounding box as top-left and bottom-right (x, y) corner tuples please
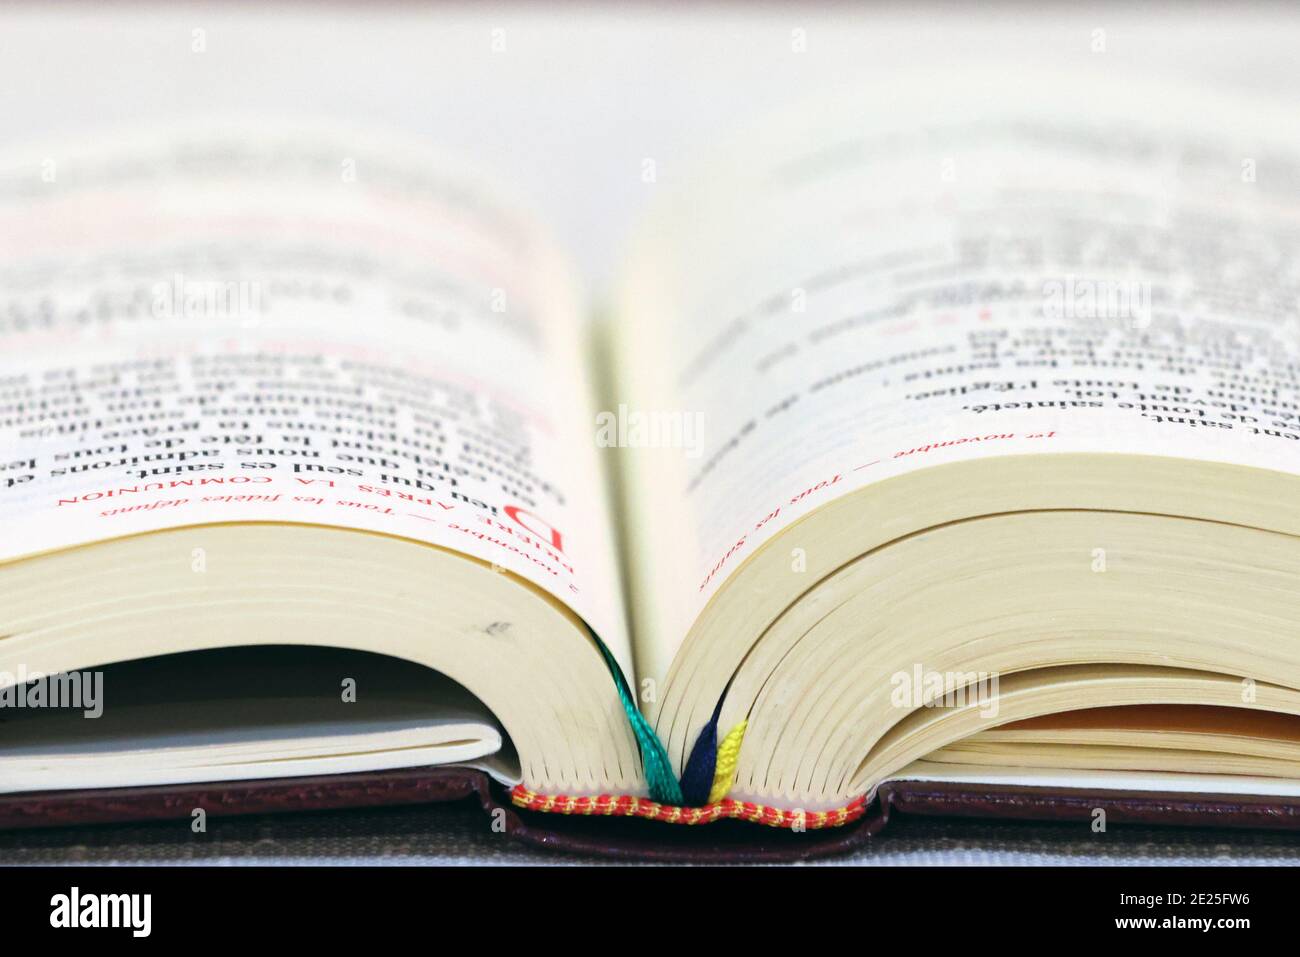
(1, 2), (1297, 290)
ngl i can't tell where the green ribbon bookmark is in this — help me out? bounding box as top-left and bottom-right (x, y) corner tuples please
(593, 637), (684, 806)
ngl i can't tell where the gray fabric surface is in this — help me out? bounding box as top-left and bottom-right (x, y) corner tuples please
(3, 803), (1299, 865)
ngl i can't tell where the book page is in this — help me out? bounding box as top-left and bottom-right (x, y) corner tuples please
(0, 125), (632, 670)
(613, 68), (1300, 685)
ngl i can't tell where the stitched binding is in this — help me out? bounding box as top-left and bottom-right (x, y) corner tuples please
(510, 785), (869, 829)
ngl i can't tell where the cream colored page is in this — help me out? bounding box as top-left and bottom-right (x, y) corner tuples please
(0, 126), (631, 670)
(614, 69), (1300, 685)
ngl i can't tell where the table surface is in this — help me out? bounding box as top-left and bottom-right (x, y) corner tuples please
(4, 802), (1299, 865)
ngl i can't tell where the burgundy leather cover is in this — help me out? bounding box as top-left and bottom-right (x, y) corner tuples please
(877, 779), (1300, 832)
(2, 768), (1297, 860)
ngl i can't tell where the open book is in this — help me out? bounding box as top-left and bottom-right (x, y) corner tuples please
(4, 68), (1300, 846)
